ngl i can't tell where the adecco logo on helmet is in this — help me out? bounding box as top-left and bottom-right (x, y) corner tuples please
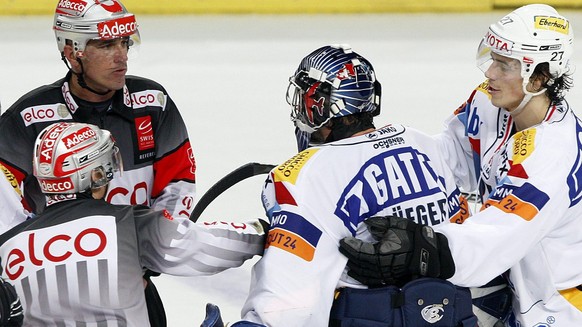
(39, 177), (75, 193)
(38, 123), (70, 165)
(484, 30), (513, 55)
(56, 0), (87, 15)
(63, 126), (97, 149)
(98, 15), (138, 40)
(535, 16), (569, 35)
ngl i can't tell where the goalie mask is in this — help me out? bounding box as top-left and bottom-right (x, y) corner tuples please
(33, 122), (122, 194)
(53, 0), (141, 55)
(287, 45), (381, 151)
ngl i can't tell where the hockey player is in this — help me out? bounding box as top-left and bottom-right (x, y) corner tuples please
(0, 0), (196, 325)
(339, 4), (582, 326)
(0, 164), (29, 231)
(0, 122), (265, 326)
(226, 45), (477, 326)
(0, 0), (195, 223)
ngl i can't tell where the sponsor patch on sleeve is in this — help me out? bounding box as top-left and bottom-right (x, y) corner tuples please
(512, 129), (535, 165)
(0, 164), (22, 196)
(482, 182), (549, 221)
(265, 210), (322, 262)
(129, 90), (167, 110)
(273, 149), (318, 185)
(20, 104), (72, 127)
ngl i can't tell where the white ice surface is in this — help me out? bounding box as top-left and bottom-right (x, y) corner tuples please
(2, 11), (582, 326)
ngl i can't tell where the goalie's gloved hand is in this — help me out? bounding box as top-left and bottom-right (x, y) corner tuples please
(0, 277), (23, 326)
(339, 216), (455, 288)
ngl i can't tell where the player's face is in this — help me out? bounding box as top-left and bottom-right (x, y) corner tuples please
(78, 37), (129, 93)
(484, 52), (525, 111)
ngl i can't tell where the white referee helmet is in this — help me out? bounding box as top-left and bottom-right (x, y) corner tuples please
(33, 122), (122, 194)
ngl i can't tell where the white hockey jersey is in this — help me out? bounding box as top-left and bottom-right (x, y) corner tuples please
(436, 81), (582, 326)
(241, 124), (470, 326)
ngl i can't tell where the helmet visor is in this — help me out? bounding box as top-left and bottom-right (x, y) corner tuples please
(81, 33), (140, 62)
(476, 37), (494, 74)
(91, 144), (122, 189)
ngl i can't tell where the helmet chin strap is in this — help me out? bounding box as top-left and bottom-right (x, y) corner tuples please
(74, 58), (112, 96)
(510, 83), (546, 116)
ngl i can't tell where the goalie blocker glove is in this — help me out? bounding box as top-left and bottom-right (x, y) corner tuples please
(339, 216), (455, 288)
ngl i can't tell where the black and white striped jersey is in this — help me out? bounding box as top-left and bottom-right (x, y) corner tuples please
(0, 196), (265, 326)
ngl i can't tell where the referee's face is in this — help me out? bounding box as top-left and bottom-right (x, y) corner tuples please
(78, 37), (129, 93)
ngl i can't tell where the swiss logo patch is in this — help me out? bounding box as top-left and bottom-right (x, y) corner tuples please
(134, 116), (155, 151)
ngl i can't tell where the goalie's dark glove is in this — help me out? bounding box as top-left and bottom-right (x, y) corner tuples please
(0, 277), (23, 326)
(339, 216), (455, 288)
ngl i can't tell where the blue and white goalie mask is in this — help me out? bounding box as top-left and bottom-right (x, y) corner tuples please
(286, 44), (381, 151)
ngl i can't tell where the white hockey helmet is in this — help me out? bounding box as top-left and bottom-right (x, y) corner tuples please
(33, 122), (122, 194)
(476, 4), (574, 84)
(53, 0), (140, 54)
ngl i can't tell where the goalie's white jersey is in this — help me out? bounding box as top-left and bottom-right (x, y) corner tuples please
(436, 81), (582, 326)
(241, 124), (470, 326)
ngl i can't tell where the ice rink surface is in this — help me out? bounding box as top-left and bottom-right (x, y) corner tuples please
(2, 11), (582, 325)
